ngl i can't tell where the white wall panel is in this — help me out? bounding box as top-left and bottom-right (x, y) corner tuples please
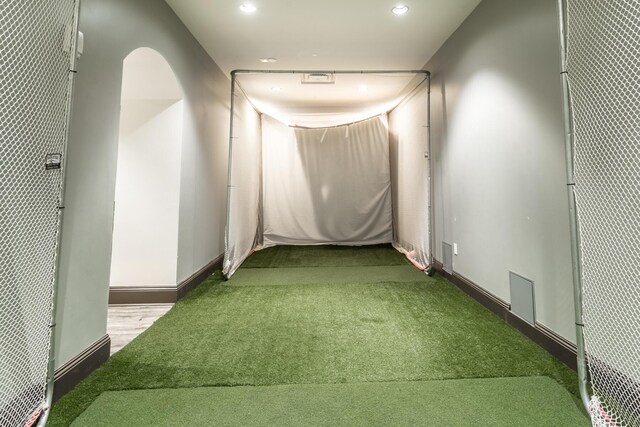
(110, 100), (183, 287)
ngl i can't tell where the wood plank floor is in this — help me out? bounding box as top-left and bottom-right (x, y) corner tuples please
(107, 304), (173, 355)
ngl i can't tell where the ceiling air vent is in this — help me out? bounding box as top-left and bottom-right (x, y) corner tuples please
(301, 73), (335, 84)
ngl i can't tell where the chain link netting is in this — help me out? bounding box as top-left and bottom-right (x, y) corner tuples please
(566, 0), (640, 425)
(0, 1), (76, 426)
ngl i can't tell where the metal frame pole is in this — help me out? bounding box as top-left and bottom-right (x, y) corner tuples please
(222, 71), (238, 280)
(231, 70), (429, 76)
(556, 0), (590, 412)
(38, 0), (82, 424)
(426, 74), (435, 276)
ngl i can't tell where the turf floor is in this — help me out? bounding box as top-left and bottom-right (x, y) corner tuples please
(50, 244), (587, 426)
(71, 377), (586, 426)
(242, 244), (408, 268)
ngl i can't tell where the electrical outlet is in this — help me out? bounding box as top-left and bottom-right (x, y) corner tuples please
(453, 243), (458, 256)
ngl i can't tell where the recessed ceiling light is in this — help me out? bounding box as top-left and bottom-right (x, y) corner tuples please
(240, 3), (257, 13)
(260, 57), (277, 63)
(271, 86), (281, 92)
(391, 5), (409, 15)
(358, 84), (368, 92)
(311, 53), (319, 57)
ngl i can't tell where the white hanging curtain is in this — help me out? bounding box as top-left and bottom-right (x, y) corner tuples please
(261, 114), (393, 246)
(389, 80), (431, 270)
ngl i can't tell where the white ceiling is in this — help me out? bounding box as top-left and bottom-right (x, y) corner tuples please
(165, 0), (481, 124)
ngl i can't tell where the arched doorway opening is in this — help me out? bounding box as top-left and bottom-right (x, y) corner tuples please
(108, 48), (183, 349)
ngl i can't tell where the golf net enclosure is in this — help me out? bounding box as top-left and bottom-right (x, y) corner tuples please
(0, 1), (638, 426)
(0, 1), (78, 426)
(223, 71), (433, 278)
(564, 0), (640, 425)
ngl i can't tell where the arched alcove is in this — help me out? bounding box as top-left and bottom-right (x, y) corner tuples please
(109, 47), (184, 288)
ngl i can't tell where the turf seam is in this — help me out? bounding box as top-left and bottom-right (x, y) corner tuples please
(84, 375), (572, 404)
(87, 374), (565, 394)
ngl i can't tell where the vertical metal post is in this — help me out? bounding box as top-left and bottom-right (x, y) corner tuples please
(556, 0), (590, 412)
(38, 0), (82, 424)
(426, 73), (435, 275)
(222, 71), (238, 280)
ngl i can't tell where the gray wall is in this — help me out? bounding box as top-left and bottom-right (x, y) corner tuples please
(55, 0), (230, 367)
(427, 0), (576, 341)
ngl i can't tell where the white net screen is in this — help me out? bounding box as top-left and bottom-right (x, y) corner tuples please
(223, 88), (262, 278)
(388, 79), (431, 271)
(565, 0), (640, 425)
(0, 1), (77, 426)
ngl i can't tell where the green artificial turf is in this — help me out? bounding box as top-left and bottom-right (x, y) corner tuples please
(51, 245), (584, 426)
(242, 244), (408, 268)
(71, 377), (587, 426)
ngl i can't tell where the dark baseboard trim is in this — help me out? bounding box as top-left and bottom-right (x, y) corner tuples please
(53, 334), (110, 402)
(108, 254), (224, 304)
(433, 261), (509, 317)
(177, 254), (224, 300)
(108, 286), (177, 304)
(433, 260), (578, 371)
(533, 321), (577, 369)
